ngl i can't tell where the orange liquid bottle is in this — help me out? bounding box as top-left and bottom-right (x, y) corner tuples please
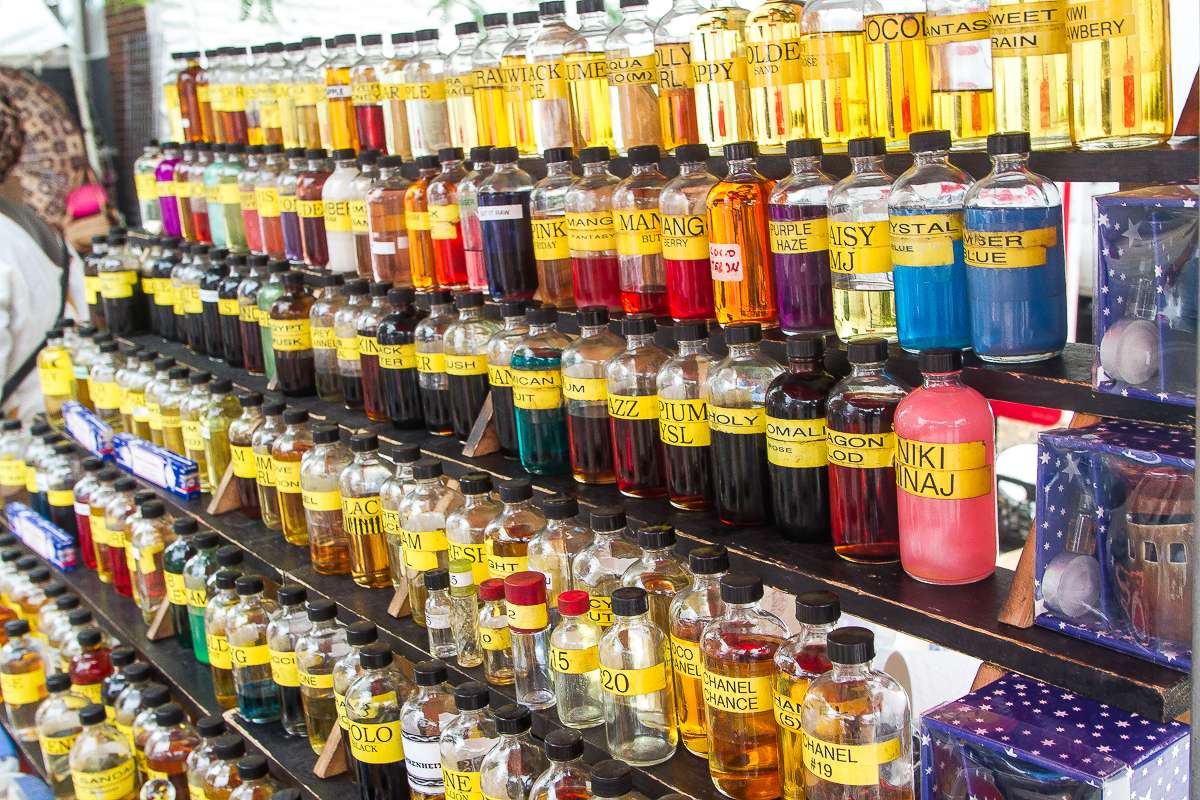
(705, 141), (776, 327)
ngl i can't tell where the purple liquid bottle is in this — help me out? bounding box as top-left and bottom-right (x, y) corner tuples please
(155, 142), (183, 238)
(767, 139), (835, 334)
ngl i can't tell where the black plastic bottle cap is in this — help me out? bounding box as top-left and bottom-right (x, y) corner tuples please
(307, 599), (337, 622)
(438, 147), (465, 163)
(540, 0), (565, 13)
(453, 681), (491, 711)
(188, 371), (211, 386)
(141, 501), (166, 519)
(15, 556), (36, 571)
(544, 728), (584, 761)
(67, 609), (92, 626)
(111, 646), (136, 669)
(688, 545), (728, 575)
(4, 619), (28, 637)
(156, 703), (185, 726)
(846, 337), (889, 364)
(387, 287), (415, 306)
(216, 546), (243, 567)
(847, 136), (886, 158)
(197, 715), (227, 738)
(720, 573), (763, 604)
(235, 575), (264, 596)
(591, 760), (633, 797)
(113, 477), (137, 493)
(358, 642), (392, 669)
(282, 408), (308, 425)
(493, 703), (532, 734)
(455, 291), (484, 310)
(239, 391), (263, 408)
(415, 29), (439, 42)
(786, 334), (824, 360)
(0, 550), (20, 564)
(483, 12), (509, 26)
(412, 458), (443, 480)
(491, 146), (519, 163)
(527, 305), (558, 326)
(343, 621), (376, 647)
(237, 755), (269, 781)
(543, 147), (573, 164)
(675, 143), (709, 163)
(621, 315), (655, 336)
(43, 582), (67, 599)
(987, 131), (1030, 156)
(469, 145), (494, 163)
(723, 141), (757, 161)
(673, 321), (708, 344)
(346, 278), (369, 296)
(46, 672), (71, 693)
(576, 306), (609, 328)
(79, 704), (107, 725)
(277, 584), (307, 605)
(29, 567), (51, 584)
(141, 684), (171, 708)
(414, 659), (447, 686)
(513, 10), (539, 25)
(415, 155), (438, 170)
(627, 145), (659, 166)
(390, 442), (422, 464)
(577, 146), (611, 164)
(312, 424), (340, 445)
(77, 627), (102, 646)
(213, 734), (246, 759)
(458, 472), (492, 495)
(349, 432), (378, 452)
(194, 532), (222, 553)
(918, 348), (963, 374)
(540, 494), (578, 520)
(262, 400), (287, 416)
(785, 138), (823, 159)
(424, 568), (450, 591)
(611, 586), (647, 616)
(909, 130), (952, 153)
(724, 323), (762, 345)
(795, 590), (841, 625)
(331, 147), (356, 160)
(124, 662), (152, 682)
(498, 478), (532, 502)
(590, 506), (626, 532)
(499, 299), (529, 318)
(637, 524), (675, 549)
(828, 626), (874, 664)
(215, 569), (239, 590)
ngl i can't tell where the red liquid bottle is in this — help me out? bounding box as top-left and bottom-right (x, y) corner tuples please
(72, 457), (105, 570)
(606, 316), (669, 497)
(239, 146), (264, 255)
(103, 477), (140, 598)
(255, 145), (287, 260)
(660, 144), (717, 322)
(296, 148), (331, 268)
(351, 35), (389, 153)
(561, 306), (624, 485)
(564, 147), (621, 311)
(613, 146), (669, 316)
(68, 627), (113, 707)
(427, 148), (470, 288)
(775, 591), (838, 800)
(191, 144), (214, 244)
(826, 337), (909, 563)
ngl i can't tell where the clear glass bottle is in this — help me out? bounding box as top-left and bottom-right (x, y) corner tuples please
(398, 459), (464, 626)
(472, 15), (515, 151)
(134, 142), (165, 234)
(144, 703), (200, 800)
(798, 0), (871, 153)
(309, 273), (344, 402)
(226, 755), (279, 800)
(350, 35), (388, 154)
(295, 599), (348, 755)
(439, 681), (497, 800)
(401, 660), (456, 800)
(185, 716), (227, 800)
(199, 733), (246, 800)
(1, 619), (47, 740)
(269, 271), (316, 397)
(607, 316), (670, 497)
(333, 621), (379, 770)
(226, 392), (263, 521)
(548, 589), (603, 729)
(526, 1), (576, 152)
(227, 575), (280, 724)
(655, 322), (713, 510)
(621, 525), (691, 640)
(571, 507), (642, 632)
(343, 642), (407, 800)
(530, 729), (590, 800)
(322, 149), (362, 273)
(162, 518), (196, 649)
(201, 378), (240, 491)
(405, 156), (441, 290)
(458, 146), (494, 293)
(250, 400), (286, 531)
(511, 306), (573, 475)
(561, 307), (621, 485)
(658, 144), (716, 323)
(339, 433), (392, 589)
(128, 501), (173, 625)
(477, 148), (539, 301)
(271, 408), (313, 546)
(525, 147), (574, 309)
(477, 579), (515, 685)
(183, 531), (220, 664)
(334, 278), (369, 409)
(606, 0), (663, 154)
(485, 300), (531, 459)
(990, 0), (1070, 150)
(445, 473), (501, 592)
(667, 545), (726, 757)
(69, 705), (137, 800)
(448, 557), (483, 670)
(424, 569), (457, 659)
(204, 569), (241, 709)
(597, 587), (676, 766)
(528, 495), (592, 611)
(924, 0), (993, 149)
(707, 141), (776, 326)
(862, 0), (933, 151)
(691, 0), (753, 153)
(377, 288), (424, 429)
(744, 0), (807, 154)
(774, 591), (839, 800)
(483, 479), (546, 583)
(801, 627), (913, 799)
(415, 289), (456, 435)
(479, 705), (547, 800)
(502, 12), (541, 156)
(405, 30), (453, 157)
(365, 157), (413, 287)
(266, 584), (310, 738)
(36, 672), (88, 798)
(613, 147), (668, 315)
(179, 371), (213, 489)
(303, 425), (351, 579)
(428, 148), (470, 290)
(444, 292), (501, 440)
(378, 442), (421, 590)
(382, 33), (415, 159)
(564, 149), (621, 311)
(88, 341), (123, 432)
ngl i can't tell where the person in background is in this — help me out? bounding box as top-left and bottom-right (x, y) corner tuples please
(0, 93), (86, 422)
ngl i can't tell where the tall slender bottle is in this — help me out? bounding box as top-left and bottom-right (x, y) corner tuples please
(707, 142), (776, 326)
(323, 35), (359, 152)
(301, 425), (351, 577)
(322, 149), (361, 274)
(308, 273), (344, 402)
(446, 24), (481, 151)
(654, 0), (703, 152)
(745, 0), (807, 153)
(768, 138), (835, 334)
(35, 672), (87, 796)
(925, 0), (993, 149)
(485, 300), (530, 459)
(272, 408), (314, 547)
(444, 292), (501, 440)
(862, 0), (934, 151)
(529, 147), (575, 309)
(565, 0), (614, 150)
(607, 316), (669, 497)
(606, 0), (663, 154)
(511, 306), (572, 476)
(830, 136), (895, 341)
(659, 144), (716, 322)
(405, 30), (453, 158)
(562, 307), (623, 485)
(205, 569), (242, 710)
(668, 545), (726, 757)
(183, 531), (220, 664)
(472, 15), (515, 150)
(382, 33), (415, 159)
(334, 279), (369, 409)
(405, 157), (440, 290)
(415, 289), (456, 436)
(621, 524), (691, 641)
(564, 148), (621, 311)
(990, 0), (1070, 150)
(428, 149), (470, 289)
(339, 433), (392, 589)
(297, 149), (332, 269)
(483, 479), (546, 584)
(270, 272), (316, 397)
(799, 0), (872, 152)
(458, 146), (494, 294)
(446, 471), (501, 590)
(477, 148), (539, 301)
(350, 35), (388, 153)
(357, 281), (392, 423)
(255, 260), (290, 382)
(69, 705), (137, 800)
(526, 2), (577, 152)
(691, 0), (753, 152)
(500, 12), (541, 157)
(377, 288), (424, 429)
(477, 580), (516, 685)
(163, 519), (197, 649)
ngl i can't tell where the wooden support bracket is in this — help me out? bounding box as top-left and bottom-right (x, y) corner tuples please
(145, 598), (175, 641)
(206, 462), (240, 516)
(462, 394), (500, 458)
(970, 662), (1008, 691)
(312, 725), (348, 778)
(388, 580), (412, 619)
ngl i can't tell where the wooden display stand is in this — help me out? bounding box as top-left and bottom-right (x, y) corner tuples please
(206, 462), (240, 516)
(313, 726), (348, 778)
(462, 395), (500, 458)
(145, 598), (175, 641)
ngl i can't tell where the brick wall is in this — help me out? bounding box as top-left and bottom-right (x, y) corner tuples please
(105, 3), (153, 223)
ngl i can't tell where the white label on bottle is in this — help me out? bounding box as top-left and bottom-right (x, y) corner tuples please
(74, 501), (89, 517)
(449, 570), (473, 588)
(477, 204), (524, 222)
(199, 289), (219, 303)
(402, 733), (445, 793)
(709, 242), (744, 281)
(370, 241), (397, 255)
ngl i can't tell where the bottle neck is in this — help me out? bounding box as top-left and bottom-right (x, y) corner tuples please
(528, 322), (553, 335)
(582, 162), (608, 176)
(850, 360), (886, 378)
(241, 407), (263, 423)
(991, 152), (1029, 172)
(691, 571), (724, 591)
(788, 356), (823, 374)
(494, 161), (520, 174)
(441, 159), (463, 173)
(463, 492), (490, 508)
(459, 306), (482, 321)
(914, 150), (950, 168)
(626, 332), (655, 349)
(503, 316), (526, 331)
(630, 162), (658, 177)
(579, 323), (607, 338)
(335, 158), (356, 170)
(676, 338), (707, 357)
(540, 12), (566, 27)
(789, 156), (820, 176)
(504, 498), (531, 513)
(728, 156), (756, 175)
(831, 661), (870, 679)
(728, 341), (759, 359)
(922, 370), (963, 389)
(851, 154), (885, 174)
(431, 302), (454, 316)
(417, 41), (439, 56)
(547, 161), (572, 177)
(680, 160), (708, 176)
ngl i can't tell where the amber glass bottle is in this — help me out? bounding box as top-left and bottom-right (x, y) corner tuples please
(271, 408), (313, 547)
(269, 271), (316, 397)
(251, 401), (286, 531)
(301, 424), (351, 577)
(405, 156), (441, 289)
(706, 141), (776, 327)
(228, 392), (264, 520)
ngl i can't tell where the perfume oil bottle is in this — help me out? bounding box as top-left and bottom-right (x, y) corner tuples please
(477, 148), (538, 301)
(798, 0), (872, 153)
(529, 146), (576, 308)
(251, 400), (286, 531)
(564, 0), (613, 150)
(745, 0), (807, 153)
(668, 545), (726, 757)
(607, 316), (669, 497)
(447, 471), (501, 590)
(415, 289), (456, 436)
(990, 0), (1070, 150)
(606, 0), (664, 154)
(271, 408), (314, 547)
(334, 279), (369, 409)
(483, 479), (546, 582)
(444, 292), (501, 440)
(377, 287), (424, 429)
(659, 144), (717, 322)
(530, 729), (592, 800)
(471, 17), (514, 151)
(707, 142), (776, 326)
(458, 146), (494, 293)
(364, 156), (413, 287)
(301, 424), (351, 576)
(863, 0), (933, 150)
(768, 138), (835, 334)
(503, 571), (555, 709)
(439, 682), (495, 800)
(295, 599), (349, 755)
(357, 281), (392, 423)
(486, 300), (530, 458)
(691, 0), (753, 152)
(613, 146), (668, 315)
(477, 579), (516, 685)
(401, 660), (456, 799)
(339, 433), (393, 589)
(562, 306), (623, 485)
(511, 306), (573, 476)
(397, 459), (463, 626)
(927, 0), (994, 149)
(656, 322), (713, 510)
(428, 148), (470, 289)
(267, 584), (310, 738)
(548, 590), (603, 729)
(479, 705), (546, 800)
(343, 642), (407, 800)
(226, 576), (280, 724)
(564, 148), (622, 311)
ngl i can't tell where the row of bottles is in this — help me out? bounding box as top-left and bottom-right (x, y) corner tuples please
(161, 0), (1174, 158)
(132, 129), (1067, 365)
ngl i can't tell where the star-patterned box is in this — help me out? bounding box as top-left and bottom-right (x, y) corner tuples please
(1034, 420), (1194, 672)
(1093, 185), (1197, 408)
(920, 673), (1189, 799)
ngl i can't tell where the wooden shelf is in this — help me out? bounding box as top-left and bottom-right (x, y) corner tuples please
(121, 334), (1190, 722)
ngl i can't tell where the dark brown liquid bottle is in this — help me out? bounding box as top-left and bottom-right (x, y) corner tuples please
(356, 281), (392, 423)
(376, 288), (423, 429)
(270, 271), (316, 397)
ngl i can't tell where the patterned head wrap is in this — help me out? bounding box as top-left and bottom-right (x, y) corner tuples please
(0, 94), (24, 181)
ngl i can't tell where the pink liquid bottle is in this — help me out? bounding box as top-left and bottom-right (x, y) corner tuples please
(893, 348), (997, 585)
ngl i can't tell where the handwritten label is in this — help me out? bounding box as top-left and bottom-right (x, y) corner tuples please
(708, 242), (743, 281)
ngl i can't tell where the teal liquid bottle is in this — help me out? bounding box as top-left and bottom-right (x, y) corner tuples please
(510, 305), (573, 476)
(182, 530), (221, 665)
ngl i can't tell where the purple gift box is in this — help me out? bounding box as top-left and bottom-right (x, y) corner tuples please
(1034, 420), (1194, 672)
(921, 673), (1189, 799)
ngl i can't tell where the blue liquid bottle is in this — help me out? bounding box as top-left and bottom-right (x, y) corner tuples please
(963, 132), (1066, 363)
(888, 129), (973, 353)
(510, 305), (573, 476)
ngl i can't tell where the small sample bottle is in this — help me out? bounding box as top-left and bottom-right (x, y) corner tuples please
(185, 716), (227, 800)
(405, 29), (453, 158)
(67, 628), (112, 708)
(255, 145), (286, 259)
(1, 619), (47, 740)
(69, 705), (137, 800)
(606, 0), (664, 154)
(427, 148), (470, 289)
(707, 141), (776, 326)
(485, 300), (531, 458)
(529, 146), (575, 308)
(251, 400), (286, 531)
(548, 589), (603, 729)
(798, 0), (871, 153)
(87, 342), (121, 431)
(621, 525), (691, 642)
(267, 584), (310, 738)
(894, 348), (996, 584)
(269, 271), (316, 397)
(774, 591), (839, 800)
(655, 322), (713, 510)
(302, 423), (351, 567)
(448, 558), (483, 669)
(826, 337), (908, 563)
(502, 12), (541, 157)
(163, 518), (197, 649)
(477, 579), (515, 685)
(801, 628), (913, 798)
(607, 315), (669, 497)
(564, 147), (621, 311)
(110, 660), (150, 741)
(218, 256), (247, 367)
(503, 572), (555, 710)
(889, 129), (972, 352)
(205, 569), (242, 709)
(228, 392), (264, 520)
(102, 477), (140, 598)
(528, 495), (593, 610)
(439, 682), (496, 800)
(862, 0), (933, 150)
(511, 306), (572, 476)
(424, 569), (457, 659)
(700, 575), (785, 799)
(744, 0), (807, 153)
(561, 306), (623, 485)
(830, 136), (896, 341)
(446, 472), (502, 589)
(667, 545), (726, 756)
(571, 507), (641, 632)
(477, 147), (538, 301)
(377, 288), (424, 429)
(227, 575), (280, 724)
(443, 291), (501, 440)
(398, 459), (464, 625)
(484, 479), (546, 583)
(598, 587), (676, 766)
(767, 138), (834, 334)
(272, 408), (314, 547)
(764, 335), (836, 542)
(531, 729), (591, 800)
(401, 660), (456, 799)
(145, 703), (200, 799)
(183, 531), (221, 664)
(612, 146), (668, 314)
(295, 599), (349, 755)
(479, 705), (547, 800)
(690, 0), (753, 152)
(378, 443), (419, 589)
(364, 156), (413, 287)
(339, 433), (392, 589)
(343, 643), (406, 800)
(414, 289), (456, 436)
(659, 143), (716, 322)
(990, 0), (1070, 150)
(180, 372), (214, 489)
(226, 755), (278, 800)
(405, 156), (441, 290)
(962, 132), (1066, 363)
(706, 323), (782, 526)
(35, 672), (87, 797)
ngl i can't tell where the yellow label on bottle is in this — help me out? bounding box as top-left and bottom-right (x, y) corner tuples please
(401, 528), (449, 571)
(274, 458), (302, 494)
(615, 209), (662, 256)
(165, 571), (187, 606)
(991, 0), (1068, 57)
(532, 218), (569, 261)
(25, 465), (40, 494)
(0, 668), (46, 704)
(83, 274), (100, 304)
(39, 732), (78, 757)
(239, 189), (258, 211)
(708, 405), (767, 435)
(600, 662), (667, 697)
(256, 186), (281, 218)
(382, 508), (402, 537)
(487, 364), (513, 388)
(182, 419), (205, 452)
(656, 43), (695, 90)
(829, 221), (892, 274)
(380, 343), (417, 370)
(446, 75), (474, 98)
(506, 603), (548, 631)
(566, 211), (616, 252)
(138, 542), (163, 575)
(444, 768), (482, 800)
(218, 297), (240, 317)
(774, 686), (807, 732)
(99, 270), (138, 299)
(511, 369), (562, 410)
(218, 182), (241, 206)
(802, 734), (902, 786)
(826, 430), (896, 469)
(272, 318), (312, 351)
(415, 352), (444, 375)
(74, 681), (103, 705)
(411, 80), (448, 101)
(351, 81), (386, 105)
(204, 184), (222, 206)
(160, 180), (179, 200)
(766, 417), (828, 469)
(528, 59), (567, 100)
(405, 210), (431, 232)
(747, 37), (807, 88)
(230, 642), (271, 667)
(48, 489), (74, 507)
(865, 12), (928, 43)
(479, 625), (511, 651)
(607, 393), (660, 421)
(606, 54), (656, 86)
(889, 213), (963, 267)
(93, 381), (122, 411)
(186, 586), (208, 610)
(1065, 0), (1135, 42)
(670, 636), (704, 680)
(183, 284), (204, 315)
(270, 649), (300, 686)
(661, 214), (709, 260)
(926, 11), (991, 44)
(449, 541), (488, 585)
(588, 595), (614, 628)
(446, 353), (488, 376)
(702, 671), (773, 714)
(254, 452), (276, 487)
(551, 645), (599, 674)
(770, 217), (830, 255)
(72, 759), (136, 800)
(312, 324), (336, 352)
(298, 669), (334, 690)
(342, 496), (382, 537)
(0, 458), (24, 488)
(38, 360), (73, 396)
(230, 445), (257, 479)
(964, 226), (1058, 269)
(298, 199), (325, 219)
(302, 489), (342, 512)
(348, 719), (405, 763)
(325, 200), (353, 233)
(349, 200), (370, 234)
(134, 172), (157, 201)
(693, 56), (749, 85)
(239, 301), (258, 323)
(358, 335), (381, 358)
(895, 437), (992, 500)
(207, 633), (232, 669)
(563, 376), (607, 402)
(280, 193), (298, 215)
(430, 204), (461, 241)
(336, 334), (360, 362)
(485, 543), (528, 578)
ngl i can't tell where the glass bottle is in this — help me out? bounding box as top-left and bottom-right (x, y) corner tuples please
(36, 672), (87, 797)
(324, 34), (360, 152)
(962, 132), (1066, 363)
(477, 580), (515, 685)
(448, 558), (483, 669)
(990, 0), (1070, 150)
(502, 11), (541, 156)
(700, 574), (785, 799)
(401, 660), (456, 799)
(459, 146), (494, 293)
(156, 366), (190, 458)
(297, 149), (332, 269)
(83, 240), (108, 331)
(706, 323), (782, 526)
(0, 420), (27, 507)
(862, 0), (933, 150)
(798, 0), (871, 153)
(443, 24), (480, 151)
(691, 0), (753, 152)
(531, 730), (592, 800)
(621, 525), (691, 641)
(893, 348), (996, 584)
(377, 287), (424, 428)
(801, 627), (913, 799)
(335, 278), (370, 409)
(128, 501), (173, 624)
(227, 575), (280, 724)
(745, 0), (807, 154)
(204, 569), (241, 709)
(351, 35), (388, 153)
(201, 378), (239, 490)
(485, 300), (531, 458)
(183, 531), (220, 664)
(310, 274), (345, 402)
(768, 138), (835, 334)
(548, 590), (603, 729)
(656, 144), (715, 322)
(428, 148), (470, 289)
(466, 15), (511, 151)
(607, 316), (670, 496)
(339, 433), (392, 589)
(606, 0), (663, 155)
(655, 323), (713, 510)
(36, 328), (75, 426)
(334, 621), (379, 772)
(323, 149), (362, 273)
(144, 703), (199, 799)
(564, 147), (621, 311)
(598, 587), (676, 766)
(270, 271), (316, 396)
(612, 147), (668, 314)
(45, 443), (81, 537)
(186, 716), (227, 800)
(667, 545), (726, 757)
(343, 643), (407, 799)
(1, 619), (47, 740)
(830, 136), (896, 341)
(267, 584), (310, 738)
(654, 0), (703, 151)
(563, 0), (612, 151)
(529, 495), (593, 611)
(353, 152), (382, 275)
(398, 459), (463, 626)
(218, 256), (247, 366)
(445, 472), (501, 591)
(156, 142), (184, 239)
(102, 477), (140, 598)
(479, 705), (546, 800)
(707, 142), (776, 326)
(100, 232), (149, 335)
(444, 292), (501, 439)
(69, 705), (137, 800)
(256, 259), (290, 381)
(237, 148), (263, 254)
(405, 29), (453, 158)
(99, 647), (135, 723)
(255, 145), (287, 260)
(70, 458), (103, 571)
(67, 628), (112, 708)
(477, 148), (538, 301)
(403, 156), (440, 290)
(511, 306), (572, 476)
(826, 337), (908, 563)
(227, 755), (278, 800)
(200, 733), (246, 800)
(227, 392), (264, 520)
(236, 256), (268, 376)
(295, 599), (348, 755)
(203, 150), (229, 251)
(439, 682), (496, 800)
(483, 479), (546, 582)
(775, 591), (839, 800)
(571, 507), (641, 632)
(88, 342), (124, 432)
(357, 281), (392, 422)
(415, 289), (456, 436)
(163, 518), (197, 649)
(529, 146), (575, 309)
(425, 569), (457, 659)
(924, 0), (993, 149)
(134, 683), (174, 780)
(251, 400), (286, 531)
(188, 148), (213, 246)
(220, 147), (249, 254)
(526, 1), (576, 152)
(272, 407), (313, 546)
(276, 148), (306, 264)
(134, 142), (165, 234)
(562, 306), (623, 485)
